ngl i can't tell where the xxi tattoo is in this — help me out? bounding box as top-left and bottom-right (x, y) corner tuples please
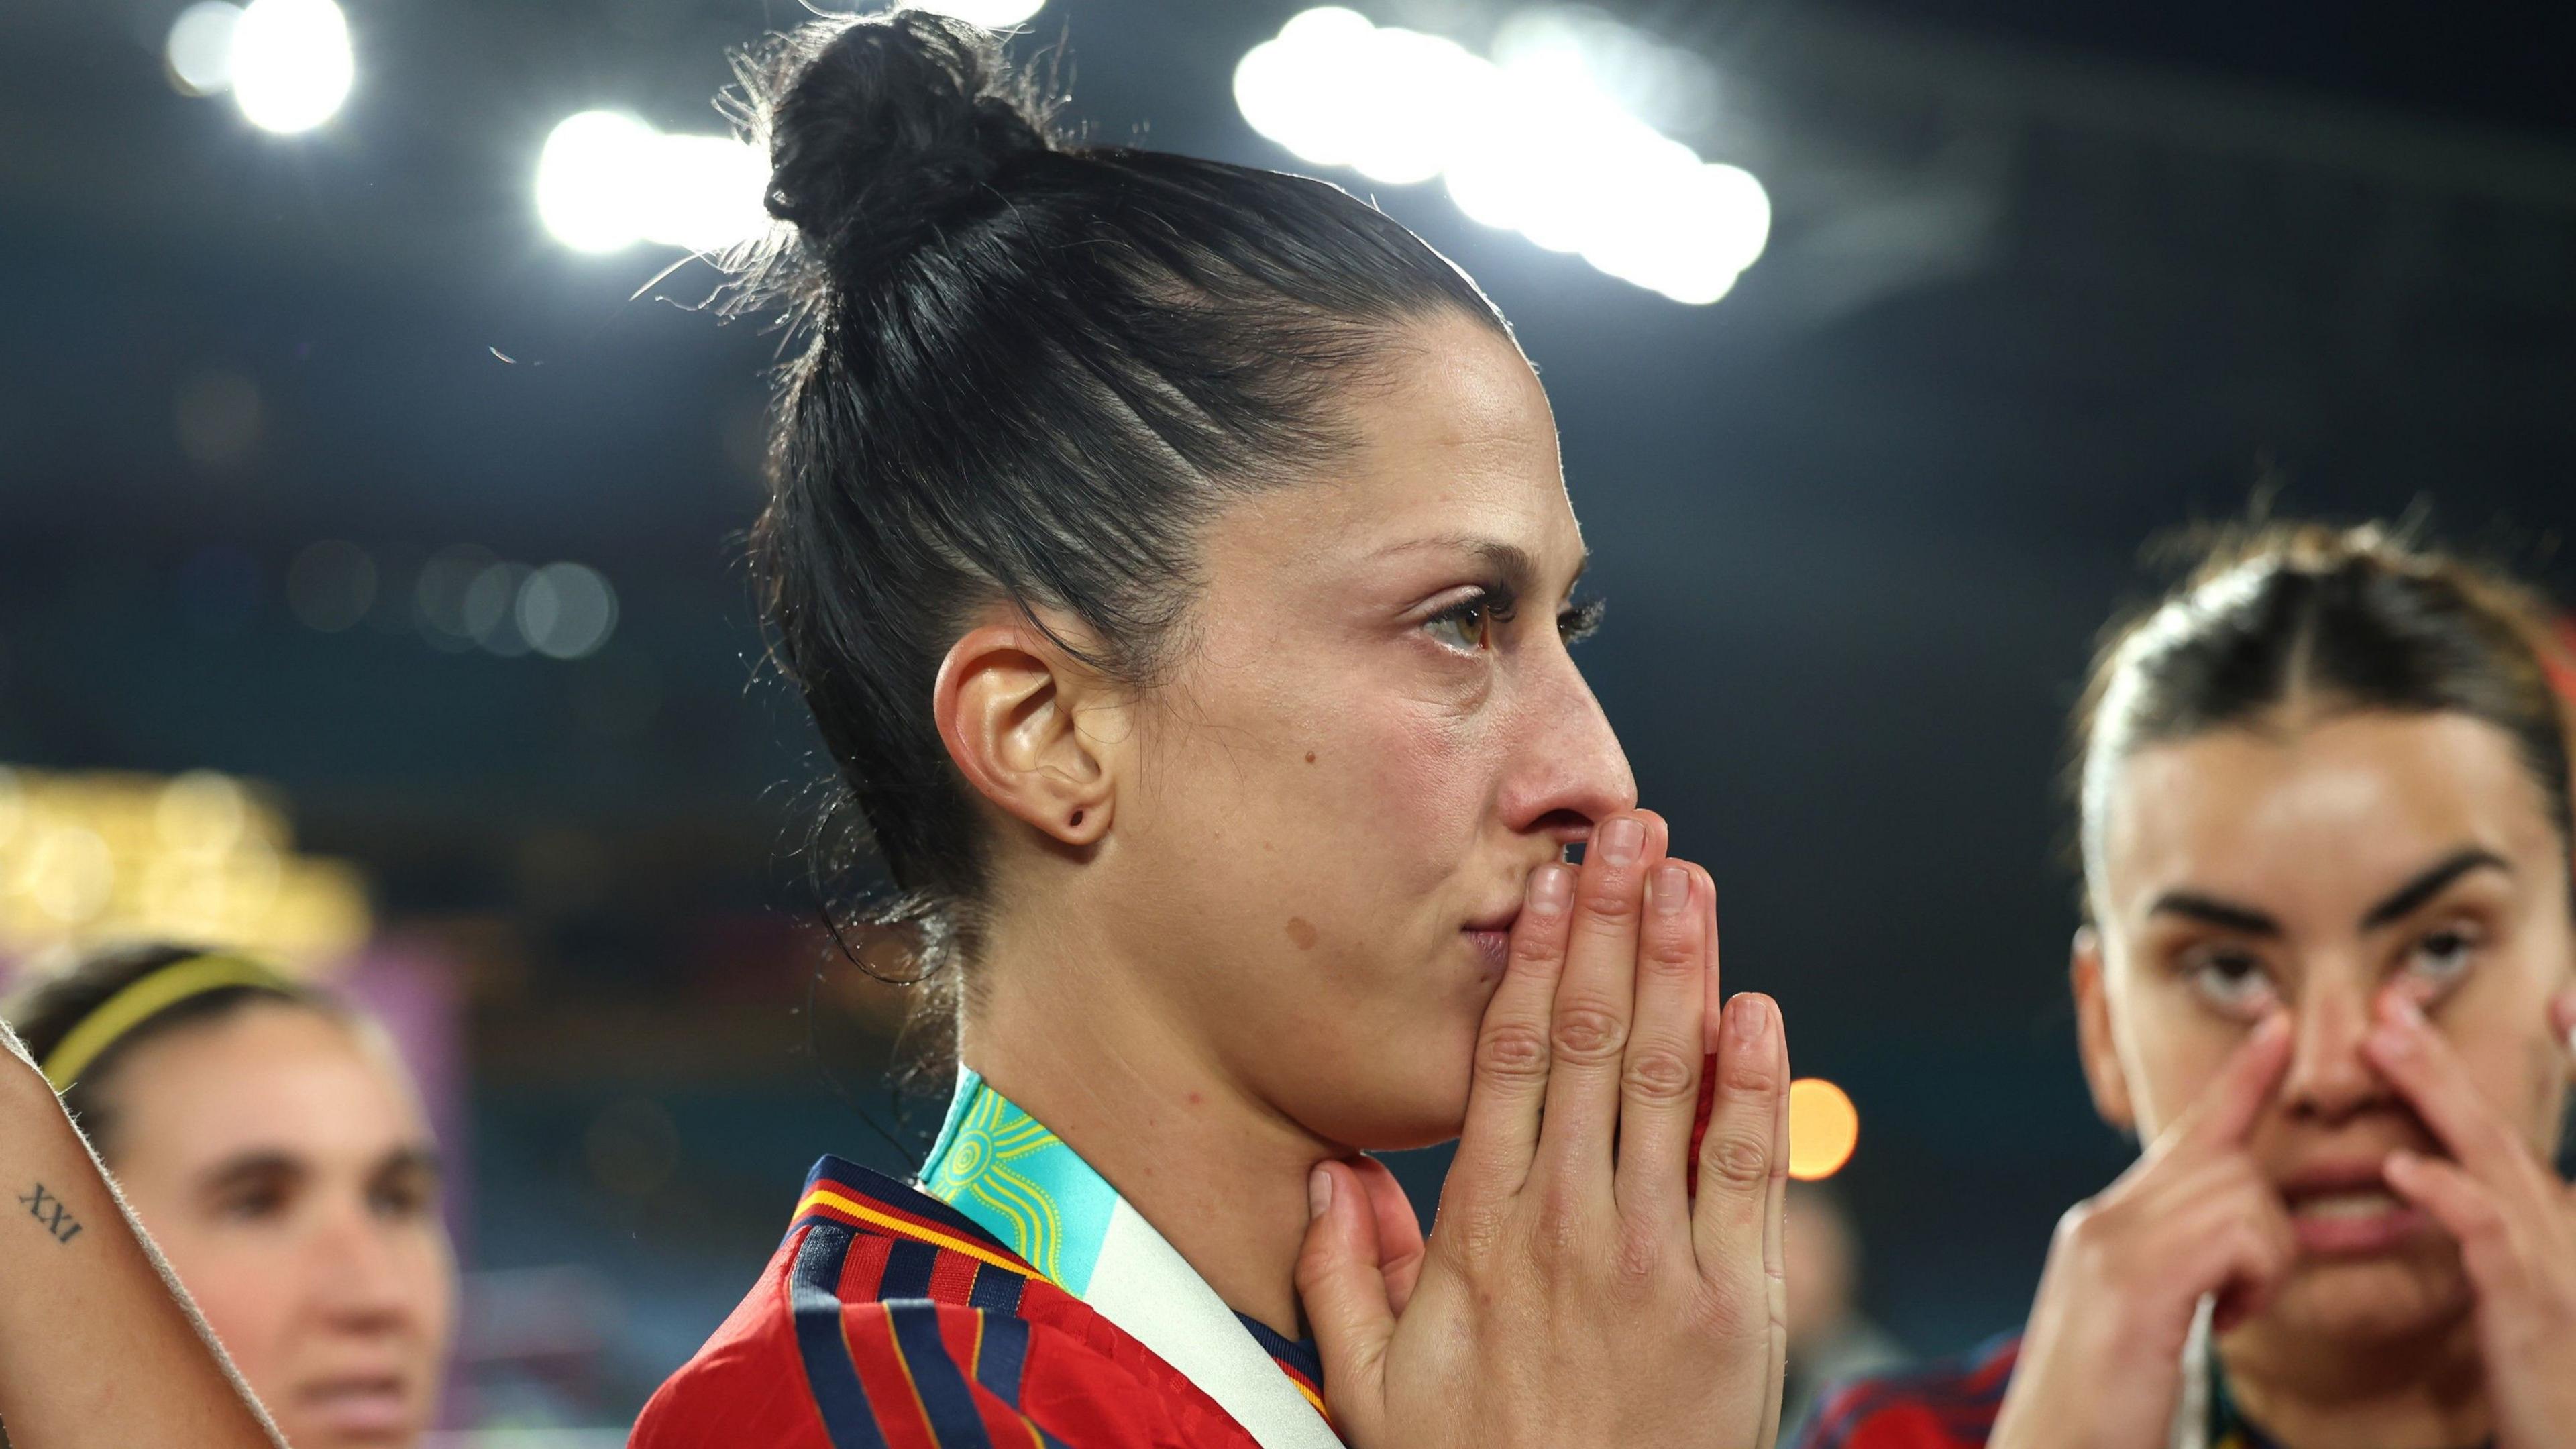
(19, 1183), (81, 1244)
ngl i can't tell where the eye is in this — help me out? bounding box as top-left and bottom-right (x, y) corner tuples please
(2179, 944), (2279, 1018)
(216, 1186), (289, 1224)
(1558, 595), (1605, 645)
(1421, 588), (1515, 655)
(2402, 924), (2482, 991)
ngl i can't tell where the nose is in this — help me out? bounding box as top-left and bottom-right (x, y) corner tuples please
(307, 1200), (428, 1332)
(1498, 643), (1637, 841)
(2281, 967), (2390, 1124)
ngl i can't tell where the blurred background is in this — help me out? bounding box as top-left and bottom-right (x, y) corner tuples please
(3, 0), (2573, 1438)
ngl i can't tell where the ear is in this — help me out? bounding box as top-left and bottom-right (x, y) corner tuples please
(2071, 926), (2138, 1134)
(932, 619), (1117, 849)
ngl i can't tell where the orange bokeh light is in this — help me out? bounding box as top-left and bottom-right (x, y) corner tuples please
(1788, 1077), (1859, 1181)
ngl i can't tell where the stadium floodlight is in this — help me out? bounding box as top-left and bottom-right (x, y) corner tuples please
(229, 0), (353, 134)
(537, 112), (770, 255)
(1236, 6), (1770, 306)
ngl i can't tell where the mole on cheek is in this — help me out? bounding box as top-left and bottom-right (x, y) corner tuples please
(1304, 752), (1318, 764)
(1286, 917), (1320, 950)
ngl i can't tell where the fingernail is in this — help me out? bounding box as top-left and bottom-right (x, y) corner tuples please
(2383, 1148), (2420, 1181)
(1651, 864), (1689, 915)
(1597, 816), (1644, 867)
(1307, 1165), (1332, 1221)
(2369, 1024), (2416, 1060)
(2395, 996), (2429, 1029)
(1729, 993), (1772, 1046)
(1527, 863), (1574, 915)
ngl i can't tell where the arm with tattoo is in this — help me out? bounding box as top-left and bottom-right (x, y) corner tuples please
(0, 1021), (283, 1448)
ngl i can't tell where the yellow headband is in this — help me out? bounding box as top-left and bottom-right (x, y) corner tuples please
(39, 954), (297, 1092)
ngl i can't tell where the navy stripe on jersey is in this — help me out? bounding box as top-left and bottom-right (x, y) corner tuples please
(967, 1262), (1027, 1315)
(971, 1309), (1031, 1407)
(790, 1222), (892, 1449)
(1232, 1311), (1324, 1390)
(887, 1301), (995, 1449)
(878, 1236), (940, 1302)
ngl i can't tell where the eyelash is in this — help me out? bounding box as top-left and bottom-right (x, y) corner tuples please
(1423, 587), (1605, 652)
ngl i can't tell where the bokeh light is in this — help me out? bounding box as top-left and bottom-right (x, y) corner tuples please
(1235, 7), (1769, 304)
(229, 0), (354, 135)
(536, 111), (769, 255)
(519, 563), (620, 661)
(1788, 1077), (1860, 1181)
(164, 1), (244, 96)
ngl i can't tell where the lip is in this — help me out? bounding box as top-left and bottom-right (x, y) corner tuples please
(2276, 1157), (2434, 1258)
(1462, 904), (1519, 977)
(294, 1375), (415, 1437)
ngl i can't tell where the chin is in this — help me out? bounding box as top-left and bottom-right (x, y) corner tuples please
(2262, 1250), (2473, 1344)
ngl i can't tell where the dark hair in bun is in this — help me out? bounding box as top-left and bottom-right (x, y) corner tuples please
(729, 11), (1508, 1004)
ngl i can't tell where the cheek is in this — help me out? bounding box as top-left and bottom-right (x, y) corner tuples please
(2121, 998), (2241, 1138)
(154, 1229), (293, 1369)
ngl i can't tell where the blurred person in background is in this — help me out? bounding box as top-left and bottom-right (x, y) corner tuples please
(633, 11), (1794, 1449)
(1781, 1183), (1904, 1442)
(5, 941), (455, 1448)
(1805, 521), (2576, 1449)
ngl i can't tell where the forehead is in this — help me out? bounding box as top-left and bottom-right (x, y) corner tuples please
(2099, 710), (2560, 918)
(109, 1006), (427, 1168)
(1204, 312), (1575, 574)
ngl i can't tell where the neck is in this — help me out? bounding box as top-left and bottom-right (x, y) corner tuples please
(957, 903), (1339, 1338)
(2219, 1311), (2488, 1449)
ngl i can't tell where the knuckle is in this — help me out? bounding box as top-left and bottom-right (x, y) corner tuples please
(1622, 1045), (1699, 1104)
(1552, 1004), (1628, 1064)
(1477, 1020), (1551, 1083)
(1509, 928), (1563, 967)
(1578, 880), (1642, 924)
(1720, 1043), (1780, 1095)
(1699, 1126), (1770, 1190)
(1610, 1222), (1665, 1286)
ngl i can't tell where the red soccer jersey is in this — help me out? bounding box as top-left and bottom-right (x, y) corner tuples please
(634, 1157), (1326, 1449)
(1794, 1336), (2019, 1449)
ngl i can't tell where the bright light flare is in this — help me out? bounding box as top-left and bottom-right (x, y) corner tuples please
(230, 0), (353, 134)
(537, 111), (769, 255)
(1786, 1078), (1860, 1181)
(165, 2), (242, 96)
(902, 0), (1046, 25)
(1237, 7), (1769, 305)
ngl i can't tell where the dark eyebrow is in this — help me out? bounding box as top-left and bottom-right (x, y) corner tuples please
(2359, 847), (2511, 931)
(196, 1150), (305, 1196)
(2147, 892), (2282, 936)
(372, 1145), (443, 1183)
(1371, 533), (1589, 598)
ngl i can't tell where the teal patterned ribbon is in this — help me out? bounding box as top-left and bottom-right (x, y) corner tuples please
(918, 1068), (1122, 1295)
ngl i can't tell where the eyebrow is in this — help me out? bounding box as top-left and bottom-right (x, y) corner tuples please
(1368, 533), (1588, 597)
(2358, 847), (2510, 930)
(196, 1150), (305, 1195)
(2145, 845), (2512, 938)
(195, 1144), (441, 1193)
(2147, 892), (2281, 936)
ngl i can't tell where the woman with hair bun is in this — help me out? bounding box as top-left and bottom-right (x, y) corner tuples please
(1803, 522), (2576, 1449)
(632, 9), (1791, 1449)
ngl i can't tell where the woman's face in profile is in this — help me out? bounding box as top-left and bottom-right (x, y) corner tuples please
(104, 1004), (455, 1449)
(2083, 709), (2576, 1343)
(1100, 309), (1635, 1150)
